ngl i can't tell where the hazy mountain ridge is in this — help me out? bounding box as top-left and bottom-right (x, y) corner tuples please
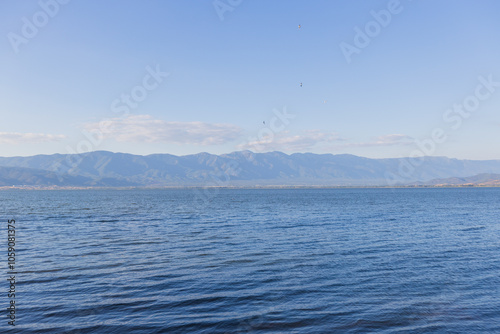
(1, 151), (500, 187)
(412, 173), (500, 186)
(0, 166), (138, 187)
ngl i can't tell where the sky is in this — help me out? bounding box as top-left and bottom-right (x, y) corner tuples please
(1, 0), (500, 159)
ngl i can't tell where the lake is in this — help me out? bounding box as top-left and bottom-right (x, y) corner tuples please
(1, 188), (499, 333)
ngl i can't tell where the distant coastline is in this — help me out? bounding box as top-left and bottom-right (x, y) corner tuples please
(2, 150), (500, 189)
(1, 184), (499, 191)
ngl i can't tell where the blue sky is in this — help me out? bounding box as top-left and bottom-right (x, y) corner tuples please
(1, 0), (500, 159)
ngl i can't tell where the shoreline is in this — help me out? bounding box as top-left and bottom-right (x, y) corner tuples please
(1, 184), (498, 190)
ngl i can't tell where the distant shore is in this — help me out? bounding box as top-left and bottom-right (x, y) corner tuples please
(1, 184), (499, 190)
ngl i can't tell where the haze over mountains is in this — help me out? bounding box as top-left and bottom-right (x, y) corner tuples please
(1, 151), (500, 187)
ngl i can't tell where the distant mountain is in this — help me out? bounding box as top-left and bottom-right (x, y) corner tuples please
(0, 165), (139, 187)
(0, 166), (89, 187)
(412, 173), (500, 186)
(1, 151), (500, 187)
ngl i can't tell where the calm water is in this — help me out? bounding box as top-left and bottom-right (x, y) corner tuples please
(1, 188), (499, 333)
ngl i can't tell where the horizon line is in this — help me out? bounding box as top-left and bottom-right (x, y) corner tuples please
(0, 149), (497, 161)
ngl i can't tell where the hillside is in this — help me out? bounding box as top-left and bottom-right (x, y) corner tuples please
(1, 151), (500, 187)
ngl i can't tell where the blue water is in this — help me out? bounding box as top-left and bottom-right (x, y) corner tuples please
(1, 188), (499, 333)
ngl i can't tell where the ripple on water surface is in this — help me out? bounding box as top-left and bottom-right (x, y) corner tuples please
(1, 188), (499, 333)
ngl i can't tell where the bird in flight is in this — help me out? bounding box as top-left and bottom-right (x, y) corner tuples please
(298, 24), (301, 29)
(300, 82), (302, 87)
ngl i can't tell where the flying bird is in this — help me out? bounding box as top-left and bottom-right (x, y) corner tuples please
(298, 24), (301, 29)
(300, 82), (302, 87)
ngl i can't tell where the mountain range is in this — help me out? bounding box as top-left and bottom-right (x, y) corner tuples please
(411, 173), (500, 187)
(1, 150), (500, 187)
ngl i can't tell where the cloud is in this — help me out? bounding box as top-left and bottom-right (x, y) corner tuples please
(84, 115), (242, 145)
(371, 134), (414, 145)
(238, 130), (343, 152)
(336, 134), (414, 148)
(0, 132), (66, 144)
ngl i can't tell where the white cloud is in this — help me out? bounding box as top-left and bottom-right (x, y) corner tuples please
(238, 130), (342, 152)
(84, 115), (242, 145)
(370, 134), (414, 145)
(332, 134), (414, 149)
(0, 132), (66, 144)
